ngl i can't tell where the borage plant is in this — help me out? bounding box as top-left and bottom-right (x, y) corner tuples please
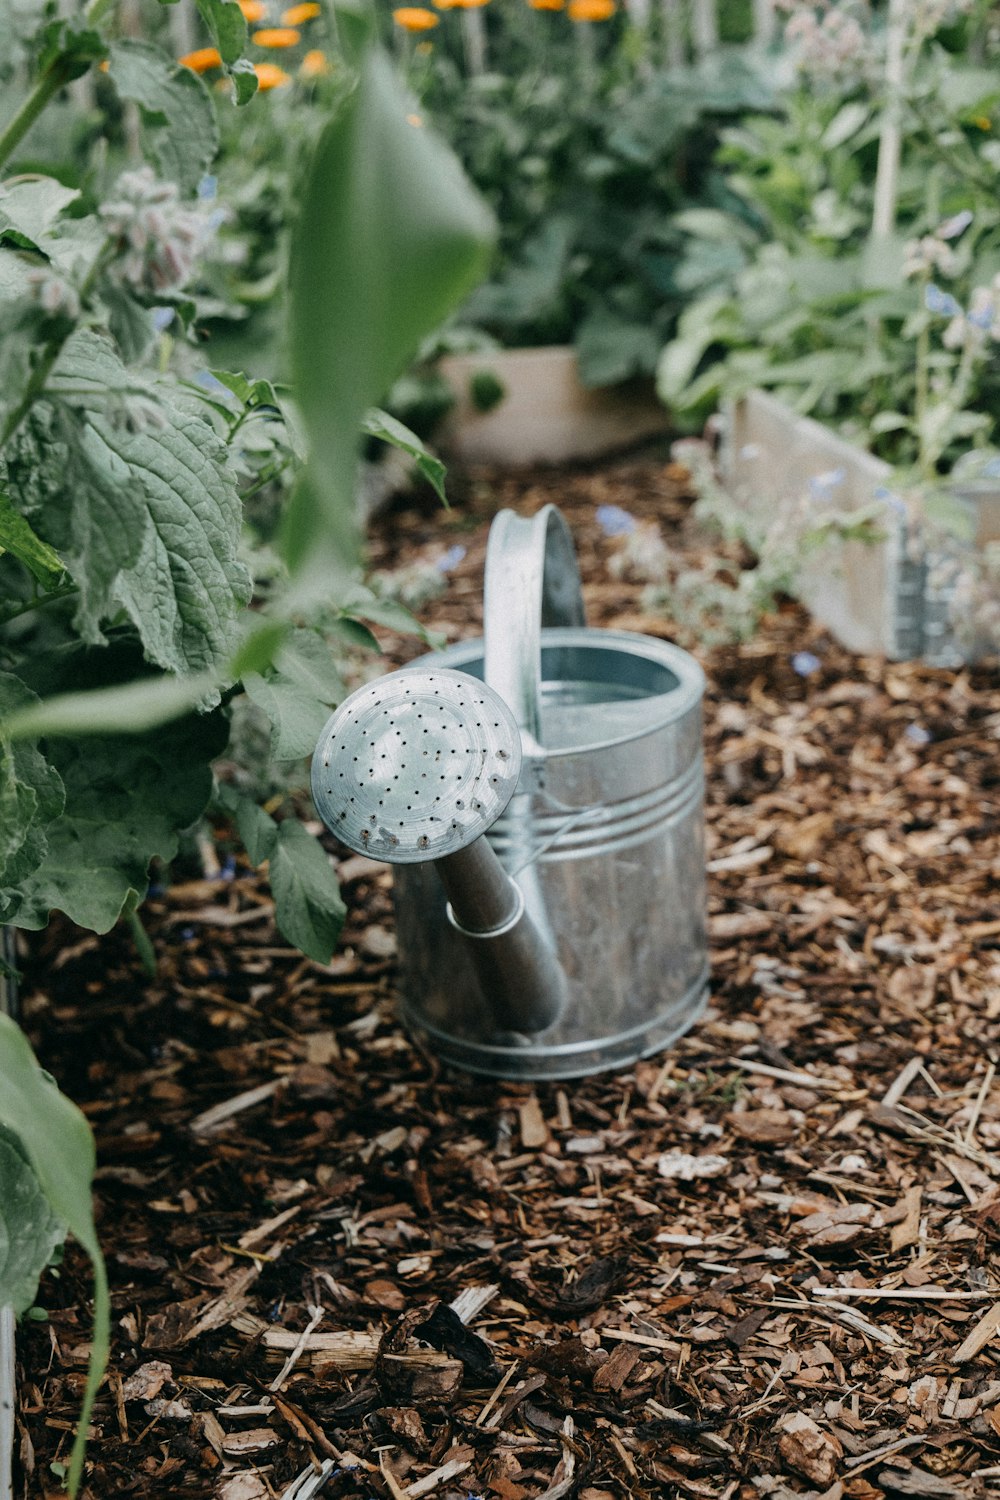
(0, 1), (493, 1490)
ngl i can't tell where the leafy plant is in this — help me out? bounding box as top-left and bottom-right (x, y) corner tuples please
(0, 2), (492, 1489)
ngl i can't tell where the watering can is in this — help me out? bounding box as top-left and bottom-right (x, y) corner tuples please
(311, 505), (708, 1080)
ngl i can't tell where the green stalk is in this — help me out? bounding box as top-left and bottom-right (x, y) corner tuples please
(126, 907), (158, 980)
(0, 0), (116, 172)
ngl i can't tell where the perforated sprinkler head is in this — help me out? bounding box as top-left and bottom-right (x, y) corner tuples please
(311, 666), (565, 1037)
(310, 667), (523, 864)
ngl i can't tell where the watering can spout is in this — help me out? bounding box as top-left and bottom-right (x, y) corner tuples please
(310, 666), (567, 1037)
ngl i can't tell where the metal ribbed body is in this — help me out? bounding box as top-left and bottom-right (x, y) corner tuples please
(394, 628), (708, 1079)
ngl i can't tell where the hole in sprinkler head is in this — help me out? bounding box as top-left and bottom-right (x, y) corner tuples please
(417, 834), (429, 848)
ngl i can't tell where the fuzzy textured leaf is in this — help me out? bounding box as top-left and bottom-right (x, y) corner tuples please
(10, 331), (252, 674)
(0, 489), (65, 586)
(0, 1125), (65, 1317)
(108, 40), (219, 193)
(0, 673), (65, 921)
(9, 647), (228, 932)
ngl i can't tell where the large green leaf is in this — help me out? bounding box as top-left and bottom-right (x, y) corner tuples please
(10, 331), (252, 674)
(0, 1124), (65, 1317)
(0, 673), (65, 916)
(108, 40), (219, 194)
(361, 408), (447, 505)
(0, 1013), (106, 1498)
(8, 647), (229, 932)
(286, 44), (494, 589)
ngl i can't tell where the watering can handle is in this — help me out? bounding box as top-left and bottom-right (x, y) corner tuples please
(483, 505), (586, 749)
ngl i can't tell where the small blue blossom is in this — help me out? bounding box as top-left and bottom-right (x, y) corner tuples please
(925, 283), (962, 318)
(219, 855), (237, 881)
(904, 723), (932, 746)
(436, 544), (466, 573)
(180, 925), (196, 942)
(791, 651), (821, 677)
(968, 302), (994, 330)
(807, 467), (846, 503)
(197, 174), (218, 201)
(875, 486), (907, 516)
(194, 369), (230, 395)
(938, 209), (973, 240)
(596, 504), (636, 537)
(152, 306), (174, 332)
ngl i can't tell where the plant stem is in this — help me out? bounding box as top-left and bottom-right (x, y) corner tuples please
(0, 66), (69, 174)
(0, 584), (79, 627)
(126, 907), (158, 980)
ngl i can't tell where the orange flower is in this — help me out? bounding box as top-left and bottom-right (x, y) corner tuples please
(252, 26), (301, 45)
(527, 0), (564, 10)
(239, 0), (267, 18)
(254, 61), (292, 88)
(393, 6), (439, 28)
(568, 0), (615, 16)
(178, 46), (223, 71)
(282, 1), (321, 21)
(451, 0), (490, 7)
(300, 47), (330, 76)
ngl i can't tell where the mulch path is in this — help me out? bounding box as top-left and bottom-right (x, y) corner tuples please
(14, 451), (1000, 1500)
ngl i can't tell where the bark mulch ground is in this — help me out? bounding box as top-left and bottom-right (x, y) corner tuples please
(14, 452), (1000, 1500)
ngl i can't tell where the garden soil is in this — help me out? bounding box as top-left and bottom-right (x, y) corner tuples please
(15, 452), (1000, 1499)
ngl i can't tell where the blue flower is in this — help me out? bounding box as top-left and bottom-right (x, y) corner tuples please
(152, 306), (174, 332)
(194, 369), (230, 395)
(596, 504), (635, 537)
(791, 651), (821, 677)
(925, 283), (962, 318)
(807, 467), (845, 503)
(197, 174), (218, 201)
(904, 723), (931, 746)
(436, 544), (467, 573)
(938, 209), (973, 240)
(967, 302), (994, 330)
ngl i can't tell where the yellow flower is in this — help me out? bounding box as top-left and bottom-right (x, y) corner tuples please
(238, 0), (267, 19)
(282, 1), (321, 21)
(527, 0), (565, 10)
(178, 46), (223, 72)
(300, 47), (330, 76)
(254, 61), (292, 88)
(252, 25), (301, 46)
(393, 6), (439, 28)
(568, 0), (615, 18)
(973, 114), (992, 131)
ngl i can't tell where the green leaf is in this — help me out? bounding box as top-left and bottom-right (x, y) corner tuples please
(14, 331), (253, 674)
(241, 629), (344, 760)
(361, 408), (447, 504)
(0, 489), (65, 586)
(108, 40), (219, 194)
(268, 820), (344, 962)
(0, 1012), (107, 1497)
(226, 789), (278, 867)
(37, 20), (104, 81)
(286, 45), (494, 590)
(243, 672), (333, 760)
(7, 647), (229, 932)
(194, 0), (248, 65)
(0, 178), (80, 251)
(575, 308), (662, 387)
(0, 673), (65, 916)
(226, 57), (259, 107)
(0, 670), (219, 741)
(0, 1124), (65, 1317)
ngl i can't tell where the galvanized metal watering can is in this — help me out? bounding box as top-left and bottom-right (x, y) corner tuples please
(311, 505), (708, 1079)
